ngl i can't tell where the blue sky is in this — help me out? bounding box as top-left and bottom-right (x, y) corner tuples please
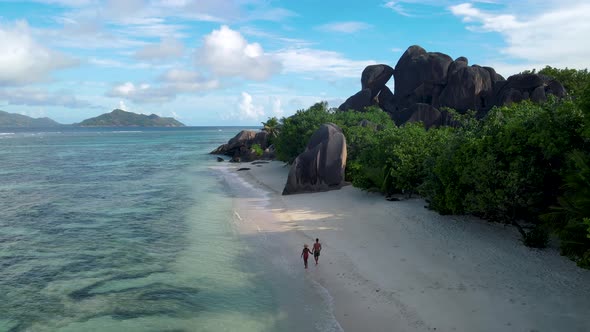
(1, 0), (589, 125)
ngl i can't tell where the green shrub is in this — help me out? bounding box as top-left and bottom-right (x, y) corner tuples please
(420, 126), (476, 214)
(251, 143), (263, 157)
(543, 151), (590, 267)
(272, 88), (590, 267)
(524, 66), (590, 97)
(273, 102), (332, 163)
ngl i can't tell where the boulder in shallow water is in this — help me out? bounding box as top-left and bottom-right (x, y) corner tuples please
(283, 123), (347, 195)
(210, 129), (271, 162)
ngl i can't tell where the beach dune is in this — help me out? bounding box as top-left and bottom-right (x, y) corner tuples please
(224, 161), (590, 332)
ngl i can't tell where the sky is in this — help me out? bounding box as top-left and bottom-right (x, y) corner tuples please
(0, 0), (589, 125)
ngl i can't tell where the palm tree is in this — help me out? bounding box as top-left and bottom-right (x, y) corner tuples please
(262, 117), (280, 144)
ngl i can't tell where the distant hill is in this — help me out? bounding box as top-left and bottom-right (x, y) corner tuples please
(0, 110), (62, 127)
(76, 109), (185, 127)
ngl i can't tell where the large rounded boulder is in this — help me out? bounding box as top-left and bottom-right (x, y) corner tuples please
(438, 64), (493, 113)
(378, 85), (397, 116)
(210, 130), (270, 162)
(283, 123), (347, 195)
(361, 64), (394, 98)
(338, 88), (373, 112)
(405, 103), (442, 129)
(393, 45), (453, 98)
(493, 73), (566, 106)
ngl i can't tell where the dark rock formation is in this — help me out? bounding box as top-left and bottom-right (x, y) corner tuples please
(531, 86), (547, 103)
(506, 73), (544, 90)
(484, 66), (505, 83)
(405, 103), (442, 128)
(546, 79), (567, 97)
(262, 144), (276, 160)
(217, 157), (224, 162)
(339, 45), (567, 128)
(393, 46), (453, 102)
(377, 85), (396, 114)
(283, 123), (347, 195)
(338, 88), (373, 112)
(438, 64), (493, 113)
(210, 130), (271, 162)
(493, 74), (566, 107)
(361, 64), (394, 98)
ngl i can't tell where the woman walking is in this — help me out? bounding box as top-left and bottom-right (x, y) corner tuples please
(301, 244), (312, 269)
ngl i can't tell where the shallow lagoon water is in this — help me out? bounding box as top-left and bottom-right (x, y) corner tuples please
(0, 127), (338, 332)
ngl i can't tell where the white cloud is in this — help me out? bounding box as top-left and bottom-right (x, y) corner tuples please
(107, 70), (219, 104)
(160, 69), (201, 83)
(107, 82), (175, 104)
(0, 21), (77, 86)
(31, 0), (94, 6)
(88, 57), (128, 68)
(29, 0), (296, 23)
(87, 57), (177, 70)
(271, 97), (284, 116)
(383, 1), (411, 16)
(156, 0), (241, 22)
(247, 7), (297, 22)
(158, 69), (220, 92)
(105, 0), (146, 19)
(118, 100), (128, 110)
(237, 92), (264, 120)
(381, 0), (505, 17)
(198, 25), (282, 81)
(35, 26), (146, 50)
(134, 37), (185, 60)
(240, 26), (314, 48)
(318, 21), (372, 33)
(274, 48), (376, 79)
(0, 87), (94, 108)
(116, 20), (188, 39)
(450, 2), (590, 71)
(33, 9), (187, 50)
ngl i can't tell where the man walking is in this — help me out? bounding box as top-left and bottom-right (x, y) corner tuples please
(313, 238), (322, 265)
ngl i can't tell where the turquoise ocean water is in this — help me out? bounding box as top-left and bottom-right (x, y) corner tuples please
(0, 127), (339, 332)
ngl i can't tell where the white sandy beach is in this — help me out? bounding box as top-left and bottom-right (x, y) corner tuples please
(223, 161), (590, 332)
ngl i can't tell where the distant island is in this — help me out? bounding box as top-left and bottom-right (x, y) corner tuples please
(0, 110), (62, 127)
(0, 109), (185, 128)
(75, 109), (185, 127)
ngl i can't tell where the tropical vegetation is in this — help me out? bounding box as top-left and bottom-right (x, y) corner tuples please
(269, 67), (590, 268)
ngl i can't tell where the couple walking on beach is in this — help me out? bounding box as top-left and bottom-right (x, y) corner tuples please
(301, 238), (322, 269)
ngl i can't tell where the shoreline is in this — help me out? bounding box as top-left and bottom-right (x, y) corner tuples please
(222, 160), (590, 332)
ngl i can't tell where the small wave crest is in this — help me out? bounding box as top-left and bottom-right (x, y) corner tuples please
(310, 279), (344, 332)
